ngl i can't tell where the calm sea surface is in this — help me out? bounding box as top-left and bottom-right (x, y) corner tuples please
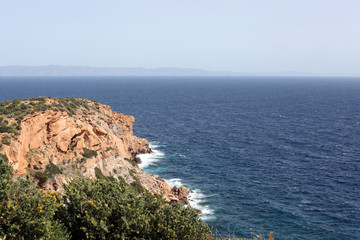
(0, 76), (359, 239)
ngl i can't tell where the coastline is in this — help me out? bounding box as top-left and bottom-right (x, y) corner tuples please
(137, 142), (215, 221)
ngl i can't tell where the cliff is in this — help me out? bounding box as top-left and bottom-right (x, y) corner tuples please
(0, 97), (189, 204)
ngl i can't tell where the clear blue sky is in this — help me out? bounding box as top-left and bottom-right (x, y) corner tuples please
(1, 0), (359, 75)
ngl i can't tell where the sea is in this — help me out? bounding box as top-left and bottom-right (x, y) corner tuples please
(0, 76), (359, 240)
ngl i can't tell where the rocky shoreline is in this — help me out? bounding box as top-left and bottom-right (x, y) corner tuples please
(0, 97), (192, 206)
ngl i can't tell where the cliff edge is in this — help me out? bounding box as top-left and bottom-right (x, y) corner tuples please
(0, 97), (189, 204)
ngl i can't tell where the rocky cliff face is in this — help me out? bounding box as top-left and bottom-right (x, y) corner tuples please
(0, 97), (189, 204)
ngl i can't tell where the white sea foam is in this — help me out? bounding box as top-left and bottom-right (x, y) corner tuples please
(138, 143), (164, 169)
(188, 189), (216, 220)
(165, 178), (216, 221)
(148, 142), (166, 148)
(165, 178), (183, 188)
(138, 142), (215, 220)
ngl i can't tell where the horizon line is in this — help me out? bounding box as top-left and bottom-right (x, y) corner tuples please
(0, 65), (359, 77)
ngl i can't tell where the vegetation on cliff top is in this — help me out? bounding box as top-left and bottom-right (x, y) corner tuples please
(0, 155), (211, 239)
(0, 97), (98, 137)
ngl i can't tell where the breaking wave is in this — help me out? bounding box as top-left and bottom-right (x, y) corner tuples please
(138, 142), (215, 221)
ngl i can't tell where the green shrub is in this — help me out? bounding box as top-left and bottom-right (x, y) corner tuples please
(33, 162), (63, 186)
(56, 177), (210, 240)
(0, 122), (11, 133)
(35, 104), (50, 112)
(94, 167), (106, 180)
(20, 102), (27, 109)
(149, 202), (211, 240)
(0, 154), (211, 240)
(0, 153), (8, 163)
(34, 170), (50, 185)
(0, 156), (70, 239)
(82, 148), (98, 159)
(129, 169), (136, 177)
(117, 175), (127, 185)
(82, 102), (90, 110)
(29, 97), (46, 103)
(1, 135), (11, 145)
(0, 97), (100, 125)
(124, 158), (137, 167)
(46, 161), (63, 175)
(130, 180), (144, 193)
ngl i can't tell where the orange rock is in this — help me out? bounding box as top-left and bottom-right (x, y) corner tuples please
(0, 98), (187, 204)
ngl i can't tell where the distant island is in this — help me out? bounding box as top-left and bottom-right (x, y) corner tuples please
(0, 65), (240, 76)
(0, 65), (352, 77)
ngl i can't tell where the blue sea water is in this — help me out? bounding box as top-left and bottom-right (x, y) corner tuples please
(0, 76), (359, 239)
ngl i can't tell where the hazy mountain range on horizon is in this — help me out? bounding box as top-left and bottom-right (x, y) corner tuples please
(0, 65), (356, 77)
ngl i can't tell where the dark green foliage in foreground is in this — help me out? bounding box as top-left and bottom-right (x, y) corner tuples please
(0, 158), (211, 240)
(57, 176), (210, 240)
(150, 202), (212, 240)
(82, 147), (98, 159)
(0, 154), (70, 239)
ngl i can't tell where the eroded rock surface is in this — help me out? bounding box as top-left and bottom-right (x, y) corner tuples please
(0, 98), (189, 203)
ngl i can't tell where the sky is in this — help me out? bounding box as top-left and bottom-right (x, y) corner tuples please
(0, 0), (360, 75)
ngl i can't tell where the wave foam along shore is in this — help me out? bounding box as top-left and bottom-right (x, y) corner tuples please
(138, 142), (215, 221)
(137, 144), (164, 169)
(166, 178), (216, 221)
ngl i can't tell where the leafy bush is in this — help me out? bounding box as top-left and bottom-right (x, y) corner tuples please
(29, 97), (46, 103)
(20, 102), (27, 109)
(33, 162), (63, 186)
(56, 177), (210, 240)
(124, 157), (137, 167)
(0, 157), (211, 240)
(150, 202), (211, 240)
(82, 148), (98, 159)
(1, 135), (11, 146)
(33, 170), (50, 185)
(130, 179), (145, 193)
(0, 155), (70, 239)
(46, 161), (63, 175)
(0, 153), (8, 164)
(35, 104), (50, 112)
(94, 167), (106, 180)
(0, 122), (16, 134)
(56, 177), (160, 239)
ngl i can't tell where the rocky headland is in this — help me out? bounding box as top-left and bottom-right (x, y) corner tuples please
(0, 97), (190, 204)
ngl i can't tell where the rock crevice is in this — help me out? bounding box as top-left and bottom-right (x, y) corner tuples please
(0, 98), (189, 204)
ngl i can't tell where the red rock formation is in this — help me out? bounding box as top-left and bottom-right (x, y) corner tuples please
(0, 98), (189, 203)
